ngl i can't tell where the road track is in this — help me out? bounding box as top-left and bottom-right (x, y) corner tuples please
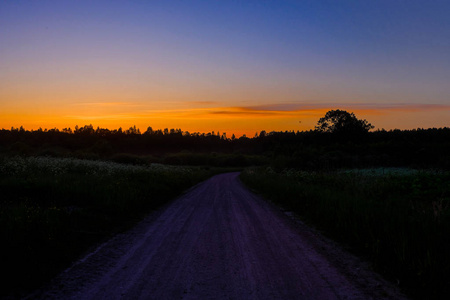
(33, 172), (406, 299)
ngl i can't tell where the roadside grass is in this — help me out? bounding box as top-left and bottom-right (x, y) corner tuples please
(0, 156), (222, 297)
(240, 167), (450, 300)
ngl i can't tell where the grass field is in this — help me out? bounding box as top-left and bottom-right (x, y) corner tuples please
(240, 167), (450, 300)
(0, 156), (220, 297)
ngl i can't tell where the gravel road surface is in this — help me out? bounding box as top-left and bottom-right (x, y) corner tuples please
(32, 172), (406, 299)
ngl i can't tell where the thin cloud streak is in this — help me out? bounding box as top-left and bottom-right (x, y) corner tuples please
(107, 103), (450, 120)
(72, 102), (143, 107)
(185, 101), (218, 105)
(62, 103), (450, 122)
(209, 109), (283, 116)
(242, 103), (450, 113)
(65, 114), (143, 120)
(202, 103), (450, 116)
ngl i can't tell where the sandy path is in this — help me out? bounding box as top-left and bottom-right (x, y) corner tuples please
(32, 172), (406, 299)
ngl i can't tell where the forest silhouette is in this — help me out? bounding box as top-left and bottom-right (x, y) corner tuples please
(1, 109), (450, 170)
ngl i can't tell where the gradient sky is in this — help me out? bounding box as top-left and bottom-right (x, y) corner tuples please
(1, 0), (450, 136)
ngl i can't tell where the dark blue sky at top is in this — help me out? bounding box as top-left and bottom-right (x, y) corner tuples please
(1, 0), (450, 108)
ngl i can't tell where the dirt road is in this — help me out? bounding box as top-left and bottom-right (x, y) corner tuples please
(33, 172), (406, 299)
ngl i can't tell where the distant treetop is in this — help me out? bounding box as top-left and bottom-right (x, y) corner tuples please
(315, 109), (374, 135)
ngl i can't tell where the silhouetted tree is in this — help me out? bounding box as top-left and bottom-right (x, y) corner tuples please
(144, 126), (153, 135)
(125, 125), (140, 135)
(259, 130), (266, 138)
(315, 109), (374, 135)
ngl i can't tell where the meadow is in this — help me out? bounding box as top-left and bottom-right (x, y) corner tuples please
(0, 155), (219, 297)
(240, 167), (450, 299)
(1, 125), (450, 298)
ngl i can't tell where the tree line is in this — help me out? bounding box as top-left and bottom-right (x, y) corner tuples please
(1, 110), (449, 169)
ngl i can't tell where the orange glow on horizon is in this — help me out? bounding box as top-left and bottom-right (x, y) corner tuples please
(1, 103), (450, 137)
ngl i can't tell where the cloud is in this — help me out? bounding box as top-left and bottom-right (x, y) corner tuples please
(208, 108), (282, 116)
(205, 103), (450, 116)
(134, 103), (450, 120)
(244, 103), (330, 112)
(185, 101), (218, 105)
(71, 102), (143, 107)
(371, 103), (450, 112)
(65, 102), (450, 123)
(65, 114), (142, 120)
(203, 105), (326, 117)
(249, 102), (450, 112)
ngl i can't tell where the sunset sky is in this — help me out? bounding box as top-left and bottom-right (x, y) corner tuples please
(1, 0), (450, 136)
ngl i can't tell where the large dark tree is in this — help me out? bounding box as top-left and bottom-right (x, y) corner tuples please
(315, 109), (374, 135)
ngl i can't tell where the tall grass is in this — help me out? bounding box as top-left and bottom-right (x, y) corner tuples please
(0, 156), (214, 297)
(240, 167), (450, 300)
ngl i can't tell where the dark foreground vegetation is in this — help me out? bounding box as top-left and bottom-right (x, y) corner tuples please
(1, 110), (449, 298)
(0, 156), (224, 298)
(1, 124), (450, 170)
(241, 168), (450, 300)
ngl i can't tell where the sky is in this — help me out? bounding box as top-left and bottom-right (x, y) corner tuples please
(1, 0), (450, 136)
